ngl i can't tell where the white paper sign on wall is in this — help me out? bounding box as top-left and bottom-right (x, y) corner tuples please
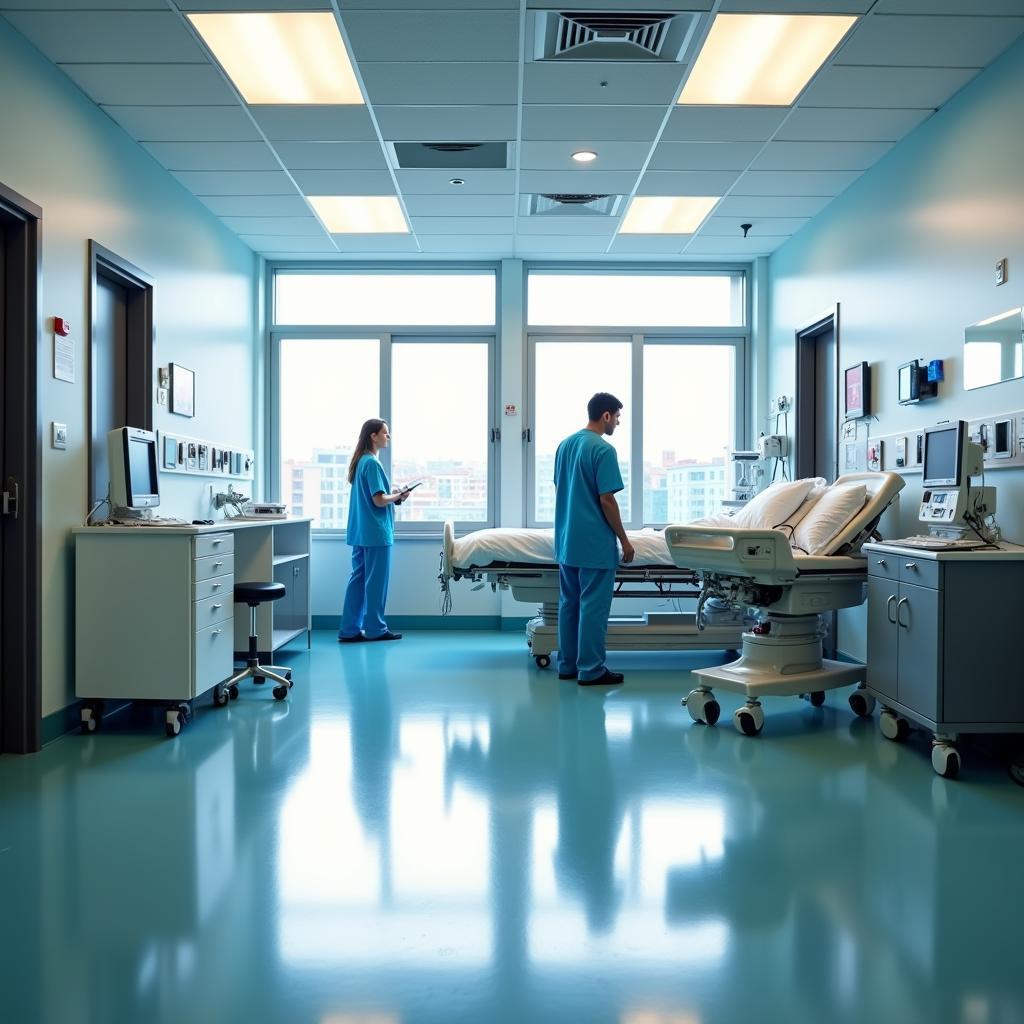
(504, 403), (518, 417)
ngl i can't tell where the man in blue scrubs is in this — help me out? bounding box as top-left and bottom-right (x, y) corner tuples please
(554, 393), (635, 686)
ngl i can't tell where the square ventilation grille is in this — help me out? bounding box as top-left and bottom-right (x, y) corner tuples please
(528, 9), (700, 62)
(522, 193), (623, 217)
(390, 142), (511, 169)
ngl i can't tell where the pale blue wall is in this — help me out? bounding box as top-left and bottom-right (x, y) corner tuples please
(767, 37), (1024, 658)
(0, 20), (259, 716)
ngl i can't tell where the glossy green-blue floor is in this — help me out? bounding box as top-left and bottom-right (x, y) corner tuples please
(3, 631), (1024, 1024)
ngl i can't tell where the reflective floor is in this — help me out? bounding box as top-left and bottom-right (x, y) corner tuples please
(3, 631), (1024, 1024)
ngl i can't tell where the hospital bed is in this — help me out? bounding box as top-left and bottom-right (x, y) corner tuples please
(664, 472), (905, 735)
(440, 522), (749, 666)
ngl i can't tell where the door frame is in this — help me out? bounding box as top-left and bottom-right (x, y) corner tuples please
(794, 303), (840, 481)
(87, 241), (153, 507)
(0, 181), (43, 754)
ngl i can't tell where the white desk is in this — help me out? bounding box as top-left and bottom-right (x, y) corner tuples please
(73, 517), (311, 736)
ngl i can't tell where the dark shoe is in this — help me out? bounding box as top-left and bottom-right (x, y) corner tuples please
(558, 671), (578, 680)
(338, 634), (366, 643)
(367, 631), (402, 642)
(579, 669), (624, 687)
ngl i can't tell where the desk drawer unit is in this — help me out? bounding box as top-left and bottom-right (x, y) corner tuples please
(195, 552), (234, 581)
(194, 533), (233, 559)
(195, 594), (233, 629)
(898, 557), (941, 589)
(195, 620), (233, 694)
(194, 574), (231, 602)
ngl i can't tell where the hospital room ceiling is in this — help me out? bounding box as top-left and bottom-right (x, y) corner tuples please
(3, 0), (1024, 262)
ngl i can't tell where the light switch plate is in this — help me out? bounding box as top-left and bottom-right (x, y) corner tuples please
(52, 422), (68, 449)
(996, 257), (1008, 286)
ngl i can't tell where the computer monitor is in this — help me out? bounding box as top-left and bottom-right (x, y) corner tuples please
(108, 426), (160, 511)
(922, 421), (965, 487)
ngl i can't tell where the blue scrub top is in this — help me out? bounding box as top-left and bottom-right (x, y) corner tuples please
(347, 453), (393, 547)
(553, 429), (624, 569)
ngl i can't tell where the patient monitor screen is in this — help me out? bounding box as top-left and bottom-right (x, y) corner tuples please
(128, 435), (159, 500)
(923, 427), (959, 485)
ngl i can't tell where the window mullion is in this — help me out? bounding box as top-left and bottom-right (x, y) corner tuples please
(380, 333), (392, 482)
(631, 334), (643, 529)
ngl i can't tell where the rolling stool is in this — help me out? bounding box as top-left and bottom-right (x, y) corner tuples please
(216, 582), (294, 704)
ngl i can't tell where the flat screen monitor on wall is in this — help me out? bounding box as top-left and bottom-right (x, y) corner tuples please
(107, 426), (160, 510)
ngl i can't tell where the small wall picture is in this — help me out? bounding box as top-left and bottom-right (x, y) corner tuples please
(170, 362), (195, 417)
(844, 361), (870, 420)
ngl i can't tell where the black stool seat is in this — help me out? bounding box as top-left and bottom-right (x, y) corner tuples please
(234, 581), (286, 605)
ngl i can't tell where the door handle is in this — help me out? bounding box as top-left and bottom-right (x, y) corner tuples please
(2, 477), (18, 519)
(886, 594), (897, 624)
(896, 596), (910, 629)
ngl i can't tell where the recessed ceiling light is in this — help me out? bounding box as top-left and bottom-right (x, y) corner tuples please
(572, 150), (598, 163)
(187, 12), (364, 105)
(449, 178), (465, 186)
(619, 196), (719, 234)
(307, 196), (409, 234)
(678, 14), (857, 106)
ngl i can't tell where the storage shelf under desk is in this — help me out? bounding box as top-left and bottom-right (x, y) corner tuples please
(272, 552), (308, 567)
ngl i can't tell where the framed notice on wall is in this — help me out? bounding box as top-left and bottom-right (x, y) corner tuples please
(170, 362), (195, 417)
(844, 361), (870, 420)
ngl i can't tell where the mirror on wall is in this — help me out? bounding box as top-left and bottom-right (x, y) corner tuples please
(964, 307), (1023, 390)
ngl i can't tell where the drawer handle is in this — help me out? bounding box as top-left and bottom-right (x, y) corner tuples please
(211, 628), (223, 636)
(211, 539), (223, 545)
(212, 561), (223, 569)
(896, 596), (910, 629)
(886, 594), (897, 624)
(211, 582), (222, 589)
(211, 603), (223, 610)
(904, 562), (917, 570)
(877, 558), (888, 569)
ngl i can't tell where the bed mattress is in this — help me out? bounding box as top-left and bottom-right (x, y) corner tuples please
(451, 527), (676, 568)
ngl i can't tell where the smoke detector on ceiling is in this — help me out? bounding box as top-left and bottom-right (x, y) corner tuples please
(528, 9), (700, 62)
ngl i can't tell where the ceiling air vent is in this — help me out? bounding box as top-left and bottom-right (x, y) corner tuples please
(391, 142), (511, 169)
(522, 193), (622, 217)
(529, 10), (699, 62)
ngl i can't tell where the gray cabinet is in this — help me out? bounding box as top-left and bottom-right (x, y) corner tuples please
(865, 543), (1024, 776)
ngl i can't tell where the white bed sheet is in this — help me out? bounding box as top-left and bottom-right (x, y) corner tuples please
(451, 527), (674, 568)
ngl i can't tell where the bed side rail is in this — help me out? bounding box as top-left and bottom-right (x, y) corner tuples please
(663, 525), (799, 584)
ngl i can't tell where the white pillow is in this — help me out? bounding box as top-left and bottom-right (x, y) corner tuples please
(778, 479), (830, 533)
(732, 478), (819, 530)
(791, 484), (867, 555)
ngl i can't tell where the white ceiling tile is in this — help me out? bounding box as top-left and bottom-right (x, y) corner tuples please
(874, 0), (1024, 12)
(519, 170), (638, 195)
(799, 66), (978, 108)
(663, 107), (787, 143)
(649, 142), (761, 171)
(142, 142), (279, 172)
(608, 236), (689, 254)
(275, 142), (387, 171)
(172, 170), (297, 195)
(720, 0), (872, 9)
(343, 11), (519, 62)
(59, 64), (235, 106)
(360, 63), (518, 106)
(410, 217), (513, 234)
(3, 11), (203, 62)
(220, 216), (326, 236)
(375, 106), (516, 142)
(291, 170), (397, 195)
(835, 15), (1024, 68)
(776, 107), (932, 142)
(685, 235), (789, 256)
(339, 0), (516, 7)
(197, 195), (312, 217)
(239, 234), (337, 253)
(516, 237), (613, 254)
(516, 218), (617, 236)
(250, 106), (378, 143)
(102, 105), (260, 142)
(751, 140), (895, 171)
(715, 195), (835, 218)
(0, 0), (164, 7)
(520, 141), (650, 172)
(418, 235), (512, 252)
(701, 217), (810, 237)
(732, 170), (861, 196)
(395, 169), (514, 194)
(403, 195), (515, 217)
(637, 170), (741, 195)
(523, 62), (686, 106)
(523, 106), (666, 142)
(331, 236), (422, 252)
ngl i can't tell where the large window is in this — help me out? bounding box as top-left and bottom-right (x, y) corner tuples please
(271, 270), (497, 532)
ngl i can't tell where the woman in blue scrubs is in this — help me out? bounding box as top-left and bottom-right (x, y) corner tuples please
(339, 419), (410, 643)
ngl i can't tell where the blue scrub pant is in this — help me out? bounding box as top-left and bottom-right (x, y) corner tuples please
(340, 545), (392, 639)
(557, 565), (617, 681)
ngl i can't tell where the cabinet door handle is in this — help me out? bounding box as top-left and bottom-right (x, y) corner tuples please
(896, 596), (910, 629)
(886, 594), (897, 624)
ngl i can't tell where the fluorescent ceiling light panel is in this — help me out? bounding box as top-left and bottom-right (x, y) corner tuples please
(308, 196), (409, 234)
(188, 12), (364, 105)
(678, 14), (857, 106)
(619, 196), (719, 234)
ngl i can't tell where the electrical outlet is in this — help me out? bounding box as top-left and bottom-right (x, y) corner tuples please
(52, 422), (68, 450)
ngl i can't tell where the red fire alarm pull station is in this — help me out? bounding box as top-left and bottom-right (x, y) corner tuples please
(54, 317), (71, 336)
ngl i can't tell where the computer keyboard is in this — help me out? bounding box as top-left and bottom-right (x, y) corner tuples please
(104, 517), (191, 528)
(885, 535), (989, 551)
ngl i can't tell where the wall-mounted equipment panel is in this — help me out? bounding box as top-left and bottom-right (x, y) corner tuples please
(159, 430), (254, 481)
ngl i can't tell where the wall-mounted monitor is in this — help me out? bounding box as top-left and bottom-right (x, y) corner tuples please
(898, 359), (938, 404)
(844, 361), (870, 419)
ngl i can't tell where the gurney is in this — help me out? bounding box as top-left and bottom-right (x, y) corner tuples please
(440, 523), (749, 667)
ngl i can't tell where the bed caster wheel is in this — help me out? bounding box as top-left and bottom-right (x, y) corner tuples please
(535, 655), (550, 669)
(879, 711), (909, 742)
(80, 702), (102, 734)
(733, 703), (764, 737)
(849, 690), (875, 717)
(213, 685), (229, 708)
(808, 691), (826, 708)
(165, 710), (184, 738)
(228, 684), (239, 701)
(273, 684), (289, 701)
(932, 744), (961, 779)
(683, 689), (720, 726)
